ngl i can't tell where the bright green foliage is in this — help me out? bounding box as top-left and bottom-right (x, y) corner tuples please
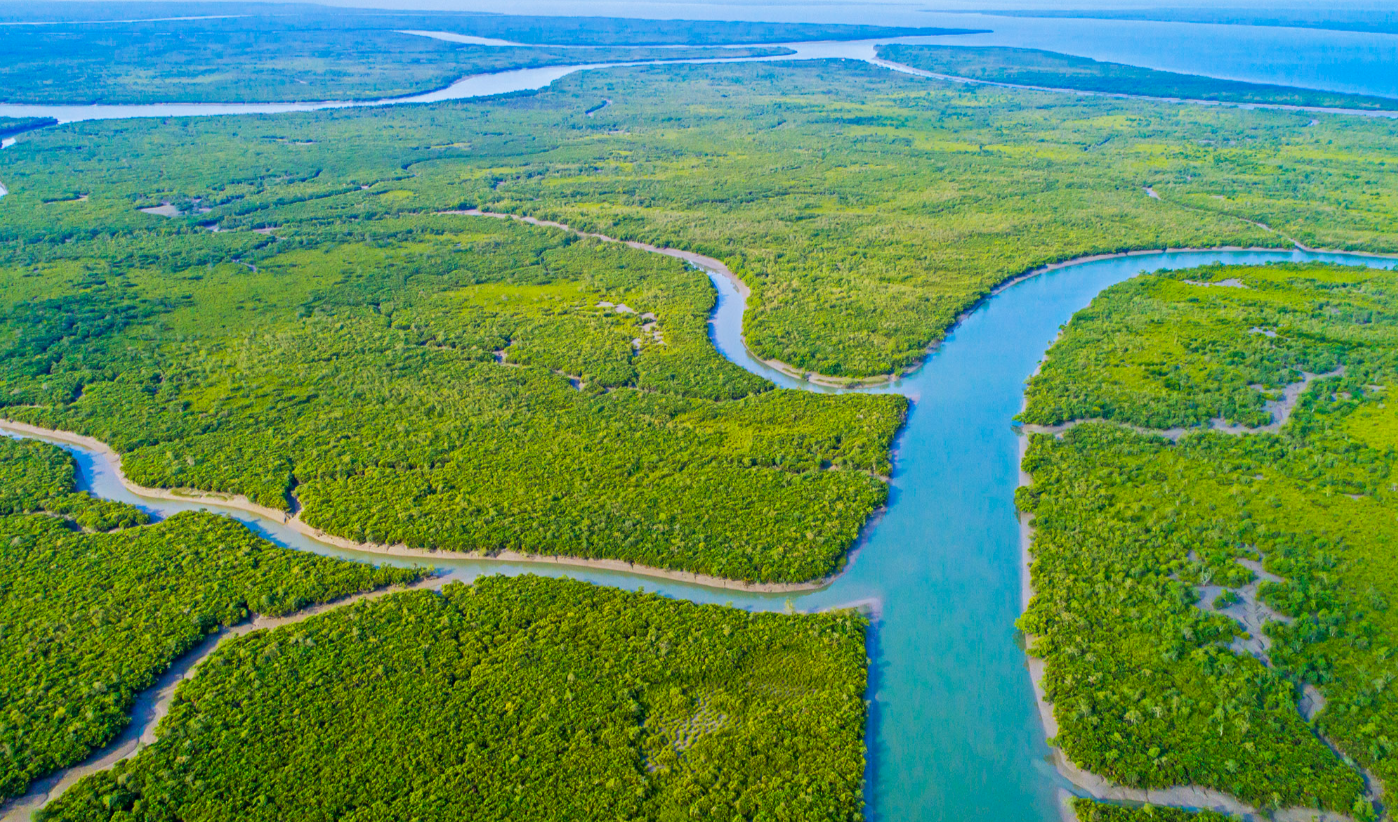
(39, 575), (869, 822)
(1019, 263), (1398, 810)
(0, 436), (144, 530)
(3, 57), (1396, 574)
(0, 436), (420, 802)
(5, 62), (1394, 377)
(1071, 799), (1237, 822)
(877, 45), (1398, 111)
(0, 213), (903, 583)
(1022, 263), (1392, 429)
(1020, 425), (1365, 809)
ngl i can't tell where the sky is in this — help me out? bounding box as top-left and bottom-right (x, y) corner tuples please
(20, 0), (1398, 16)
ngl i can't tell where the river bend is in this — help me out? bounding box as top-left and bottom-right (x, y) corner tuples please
(5, 245), (1397, 821)
(1, 35), (1396, 124)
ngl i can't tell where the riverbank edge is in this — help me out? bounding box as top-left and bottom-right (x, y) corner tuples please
(451, 209), (1395, 390)
(0, 419), (835, 595)
(872, 53), (1398, 120)
(1015, 428), (1358, 820)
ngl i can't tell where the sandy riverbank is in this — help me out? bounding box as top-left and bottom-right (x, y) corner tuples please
(0, 419), (834, 594)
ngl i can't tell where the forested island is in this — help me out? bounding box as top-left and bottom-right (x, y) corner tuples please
(37, 575), (869, 822)
(1019, 262), (1398, 818)
(0, 26), (788, 105)
(877, 45), (1398, 111)
(975, 8), (1398, 37)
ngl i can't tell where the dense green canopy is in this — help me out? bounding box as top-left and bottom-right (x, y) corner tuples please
(0, 436), (419, 801)
(39, 575), (869, 822)
(1020, 263), (1398, 816)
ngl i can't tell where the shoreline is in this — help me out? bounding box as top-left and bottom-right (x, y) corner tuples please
(448, 207), (1395, 389)
(872, 57), (1398, 120)
(0, 419), (835, 595)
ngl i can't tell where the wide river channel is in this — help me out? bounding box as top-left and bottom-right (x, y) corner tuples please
(4, 39), (1398, 820)
(6, 245), (1397, 820)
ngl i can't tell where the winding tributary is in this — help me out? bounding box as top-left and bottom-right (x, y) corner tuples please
(5, 244), (1397, 821)
(4, 27), (1398, 819)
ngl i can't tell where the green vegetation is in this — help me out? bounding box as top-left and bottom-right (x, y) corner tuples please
(38, 574), (869, 822)
(0, 435), (420, 802)
(5, 61), (1396, 379)
(0, 117), (56, 139)
(1018, 263), (1398, 814)
(1071, 799), (1236, 822)
(877, 45), (1398, 111)
(0, 435), (144, 530)
(0, 1), (971, 44)
(0, 23), (788, 105)
(0, 209), (903, 584)
(1020, 263), (1377, 429)
(4, 56), (1398, 579)
(0, 4), (978, 104)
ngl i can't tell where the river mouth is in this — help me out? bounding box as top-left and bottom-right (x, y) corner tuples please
(3, 32), (1395, 125)
(5, 243), (1395, 820)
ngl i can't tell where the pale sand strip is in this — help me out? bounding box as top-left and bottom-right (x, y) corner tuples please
(0, 419), (833, 594)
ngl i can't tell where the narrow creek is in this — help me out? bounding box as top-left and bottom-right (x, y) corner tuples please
(5, 244), (1397, 821)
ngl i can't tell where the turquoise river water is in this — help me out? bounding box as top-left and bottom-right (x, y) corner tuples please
(6, 245), (1398, 820)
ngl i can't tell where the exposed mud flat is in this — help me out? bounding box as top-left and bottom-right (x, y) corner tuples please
(1023, 368), (1345, 443)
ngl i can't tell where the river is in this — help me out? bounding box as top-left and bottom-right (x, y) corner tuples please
(2, 16), (1398, 815)
(1, 25), (1396, 124)
(4, 245), (1396, 821)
